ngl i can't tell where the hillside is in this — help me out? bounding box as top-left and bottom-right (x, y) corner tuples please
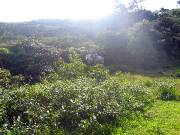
(0, 9), (180, 76)
(0, 7), (180, 135)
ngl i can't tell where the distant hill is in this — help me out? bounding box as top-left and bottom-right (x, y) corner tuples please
(0, 8), (180, 75)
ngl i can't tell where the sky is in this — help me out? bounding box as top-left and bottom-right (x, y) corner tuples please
(0, 0), (178, 22)
(142, 0), (178, 11)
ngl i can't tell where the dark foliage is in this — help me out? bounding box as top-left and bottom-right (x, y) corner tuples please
(0, 41), (62, 82)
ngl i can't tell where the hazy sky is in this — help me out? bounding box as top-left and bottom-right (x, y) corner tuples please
(0, 0), (178, 22)
(142, 0), (178, 11)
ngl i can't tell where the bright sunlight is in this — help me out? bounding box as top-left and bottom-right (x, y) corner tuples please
(0, 0), (178, 22)
(0, 0), (114, 22)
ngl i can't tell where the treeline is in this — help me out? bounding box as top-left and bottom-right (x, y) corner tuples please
(0, 8), (180, 78)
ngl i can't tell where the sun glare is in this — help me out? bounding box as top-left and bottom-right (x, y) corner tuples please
(0, 0), (178, 22)
(0, 0), (114, 22)
(58, 0), (115, 20)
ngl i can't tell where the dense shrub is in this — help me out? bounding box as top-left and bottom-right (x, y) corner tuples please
(0, 68), (25, 89)
(160, 88), (179, 101)
(173, 68), (180, 78)
(87, 64), (109, 82)
(0, 43), (62, 82)
(0, 48), (12, 55)
(50, 51), (107, 82)
(0, 73), (154, 134)
(54, 59), (87, 80)
(0, 68), (12, 88)
(154, 80), (180, 100)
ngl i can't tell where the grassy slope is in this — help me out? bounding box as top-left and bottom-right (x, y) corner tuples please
(115, 100), (180, 135)
(113, 75), (180, 135)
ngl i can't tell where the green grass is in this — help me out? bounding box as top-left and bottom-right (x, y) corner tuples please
(115, 100), (180, 135)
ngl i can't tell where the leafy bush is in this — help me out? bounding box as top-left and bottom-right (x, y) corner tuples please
(0, 43), (62, 82)
(0, 73), (154, 134)
(87, 64), (109, 82)
(53, 51), (108, 82)
(55, 60), (87, 80)
(0, 48), (12, 55)
(154, 80), (180, 100)
(0, 68), (12, 88)
(101, 76), (155, 113)
(0, 68), (25, 89)
(160, 87), (177, 100)
(173, 68), (180, 78)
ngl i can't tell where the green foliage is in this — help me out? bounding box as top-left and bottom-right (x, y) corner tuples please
(0, 71), (155, 134)
(53, 50), (107, 82)
(173, 68), (180, 77)
(101, 75), (155, 113)
(159, 85), (177, 100)
(154, 79), (180, 100)
(0, 48), (11, 55)
(87, 64), (109, 82)
(0, 43), (63, 82)
(11, 75), (25, 86)
(0, 68), (25, 88)
(0, 63), (180, 134)
(42, 72), (60, 83)
(115, 101), (180, 135)
(55, 59), (87, 80)
(0, 68), (11, 88)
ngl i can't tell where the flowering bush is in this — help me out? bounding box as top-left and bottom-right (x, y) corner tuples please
(0, 73), (155, 134)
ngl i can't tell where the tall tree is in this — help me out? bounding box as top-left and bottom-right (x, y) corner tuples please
(114, 0), (145, 12)
(128, 0), (145, 11)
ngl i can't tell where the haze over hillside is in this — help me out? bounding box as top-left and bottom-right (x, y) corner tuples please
(0, 7), (180, 75)
(0, 0), (178, 22)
